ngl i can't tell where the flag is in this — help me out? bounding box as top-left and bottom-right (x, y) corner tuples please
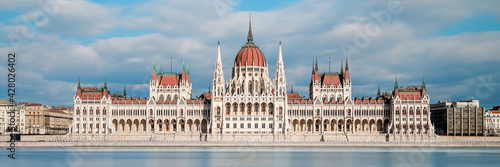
(329, 57), (332, 63)
(171, 58), (174, 62)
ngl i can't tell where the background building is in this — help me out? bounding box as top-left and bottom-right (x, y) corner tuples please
(25, 103), (48, 134)
(0, 99), (25, 134)
(431, 99), (484, 136)
(484, 106), (500, 136)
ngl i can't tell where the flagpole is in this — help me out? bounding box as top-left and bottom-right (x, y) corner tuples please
(171, 57), (173, 73)
(329, 56), (331, 73)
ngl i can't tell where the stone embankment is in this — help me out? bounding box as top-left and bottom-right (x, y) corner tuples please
(1, 134), (500, 147)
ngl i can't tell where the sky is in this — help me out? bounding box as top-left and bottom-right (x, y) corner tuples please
(0, 0), (499, 109)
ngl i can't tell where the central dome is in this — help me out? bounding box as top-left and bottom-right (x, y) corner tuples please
(235, 43), (266, 67)
(234, 19), (266, 67)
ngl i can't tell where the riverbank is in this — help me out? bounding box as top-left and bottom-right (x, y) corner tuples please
(3, 141), (500, 148)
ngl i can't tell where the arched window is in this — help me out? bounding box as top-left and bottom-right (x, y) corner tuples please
(396, 107), (400, 115)
(279, 107), (283, 115)
(337, 95), (342, 101)
(322, 94), (327, 101)
(329, 95), (334, 101)
(216, 107), (221, 115)
(423, 107), (428, 115)
(409, 107), (414, 115)
(268, 103), (274, 115)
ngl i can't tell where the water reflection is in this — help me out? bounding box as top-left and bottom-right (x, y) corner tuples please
(3, 147), (500, 167)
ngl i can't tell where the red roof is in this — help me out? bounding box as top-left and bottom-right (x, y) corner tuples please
(49, 109), (65, 113)
(201, 93), (212, 100)
(287, 93), (301, 99)
(397, 92), (422, 100)
(235, 44), (266, 67)
(26, 103), (43, 106)
(322, 74), (341, 86)
(491, 111), (500, 114)
(159, 75), (179, 86)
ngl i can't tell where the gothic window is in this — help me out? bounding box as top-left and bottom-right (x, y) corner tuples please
(322, 94), (327, 101)
(216, 107), (221, 115)
(254, 103), (259, 114)
(268, 103), (274, 115)
(247, 104), (252, 115)
(403, 108), (407, 115)
(279, 107), (283, 115)
(396, 107), (400, 115)
(410, 107), (414, 115)
(262, 103), (266, 113)
(423, 108), (428, 115)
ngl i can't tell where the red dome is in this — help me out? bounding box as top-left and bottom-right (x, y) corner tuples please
(234, 43), (266, 67)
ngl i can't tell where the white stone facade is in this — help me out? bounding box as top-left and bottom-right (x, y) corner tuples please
(71, 22), (435, 141)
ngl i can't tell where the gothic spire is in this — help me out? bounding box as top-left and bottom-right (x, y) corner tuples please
(291, 85), (294, 93)
(394, 77), (399, 90)
(422, 77), (426, 90)
(278, 41), (283, 64)
(123, 85), (127, 97)
(377, 84), (381, 97)
(187, 62), (190, 75)
(182, 58), (185, 72)
(208, 84), (211, 93)
(158, 62), (161, 74)
(345, 56), (349, 71)
(153, 57), (156, 72)
(247, 14), (253, 43)
(78, 76), (81, 89)
(315, 55), (318, 71)
(104, 77), (107, 90)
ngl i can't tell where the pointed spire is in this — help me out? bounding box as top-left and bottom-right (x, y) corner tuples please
(123, 85), (127, 97)
(291, 85), (294, 93)
(247, 13), (253, 43)
(208, 84), (211, 93)
(104, 77), (107, 89)
(394, 77), (399, 90)
(345, 56), (349, 71)
(153, 57), (156, 72)
(340, 59), (344, 75)
(187, 62), (190, 75)
(422, 77), (426, 90)
(77, 77), (81, 89)
(182, 58), (185, 72)
(216, 41), (222, 64)
(377, 85), (381, 97)
(315, 55), (318, 71)
(278, 41), (283, 64)
(158, 62), (162, 74)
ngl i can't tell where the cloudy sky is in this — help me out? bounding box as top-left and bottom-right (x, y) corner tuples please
(1, 0), (499, 109)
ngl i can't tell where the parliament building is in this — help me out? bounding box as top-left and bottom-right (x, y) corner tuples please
(71, 20), (435, 142)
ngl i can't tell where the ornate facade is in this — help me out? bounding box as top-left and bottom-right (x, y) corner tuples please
(71, 20), (434, 141)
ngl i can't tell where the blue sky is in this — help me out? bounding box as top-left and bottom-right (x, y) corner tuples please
(1, 0), (500, 109)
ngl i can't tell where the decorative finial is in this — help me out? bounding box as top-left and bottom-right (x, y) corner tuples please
(247, 13), (253, 43)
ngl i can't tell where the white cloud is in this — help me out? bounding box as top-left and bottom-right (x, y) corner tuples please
(1, 0), (499, 108)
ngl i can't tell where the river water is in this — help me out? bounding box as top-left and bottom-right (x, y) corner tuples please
(2, 147), (500, 167)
